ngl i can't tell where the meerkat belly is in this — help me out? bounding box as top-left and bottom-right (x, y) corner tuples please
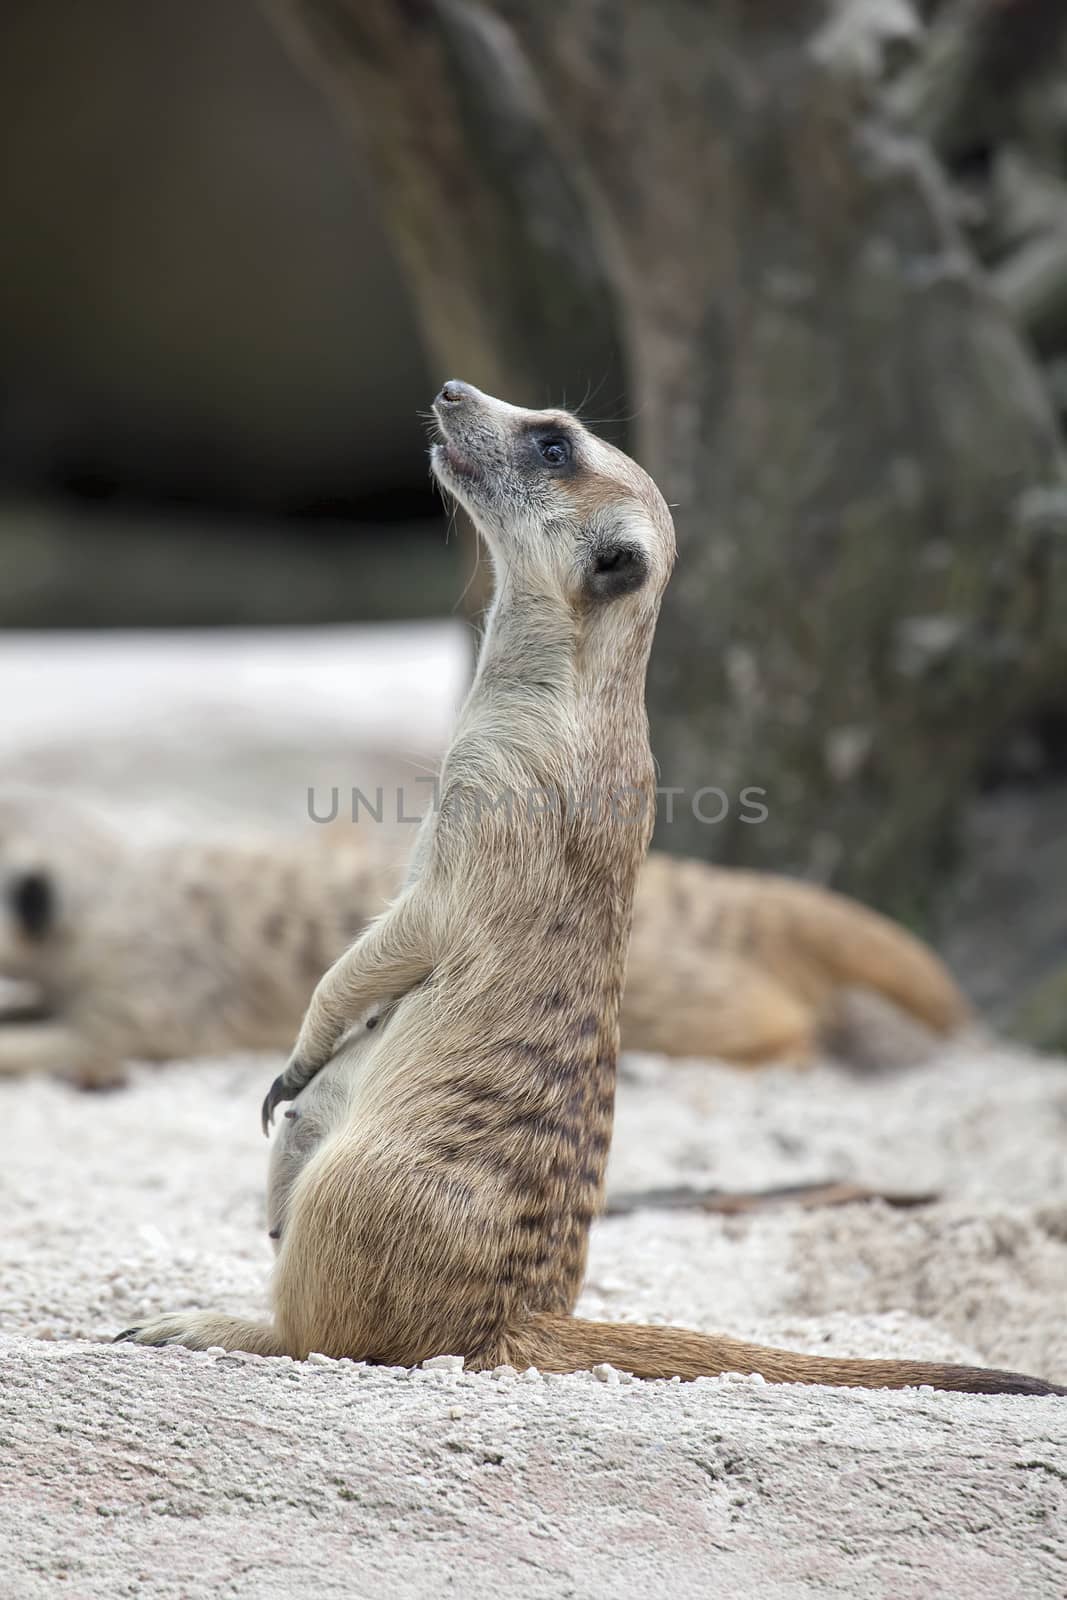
(266, 1026), (383, 1246)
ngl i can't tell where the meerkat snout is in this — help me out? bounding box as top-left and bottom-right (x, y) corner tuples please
(436, 379), (472, 407)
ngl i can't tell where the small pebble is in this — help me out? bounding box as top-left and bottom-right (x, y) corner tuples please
(492, 1365), (518, 1379)
(136, 1225), (170, 1253)
(422, 1354), (465, 1373)
(593, 1364), (620, 1385)
(448, 1406), (463, 1420)
(520, 1367), (541, 1383)
(307, 1351), (334, 1366)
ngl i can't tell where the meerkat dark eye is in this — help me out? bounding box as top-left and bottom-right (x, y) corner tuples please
(585, 543), (650, 602)
(9, 869), (55, 940)
(537, 435), (571, 467)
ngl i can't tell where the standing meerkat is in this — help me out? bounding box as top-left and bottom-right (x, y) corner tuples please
(118, 383), (1061, 1395)
(0, 790), (967, 1083)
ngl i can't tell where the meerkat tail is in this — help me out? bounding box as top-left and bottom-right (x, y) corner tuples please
(727, 872), (970, 1035)
(499, 1315), (1065, 1396)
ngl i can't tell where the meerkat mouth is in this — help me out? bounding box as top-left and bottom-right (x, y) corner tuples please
(434, 441), (483, 482)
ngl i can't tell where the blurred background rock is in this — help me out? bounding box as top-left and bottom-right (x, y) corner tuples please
(2, 0), (1067, 1042)
(0, 0), (451, 622)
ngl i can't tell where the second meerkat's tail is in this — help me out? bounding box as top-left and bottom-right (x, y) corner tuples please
(711, 869), (971, 1035)
(500, 1315), (1065, 1396)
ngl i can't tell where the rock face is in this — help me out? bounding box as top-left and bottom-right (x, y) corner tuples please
(944, 778), (1067, 1047)
(2, 1046), (1065, 1599)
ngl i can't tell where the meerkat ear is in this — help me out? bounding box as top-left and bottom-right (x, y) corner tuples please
(584, 541), (650, 603)
(9, 869), (56, 939)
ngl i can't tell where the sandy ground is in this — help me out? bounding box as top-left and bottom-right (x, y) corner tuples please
(0, 622), (468, 833)
(2, 1046), (1065, 1599)
(2, 627), (1065, 1597)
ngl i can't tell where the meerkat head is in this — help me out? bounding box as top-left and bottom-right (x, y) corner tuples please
(0, 788), (119, 977)
(430, 382), (675, 625)
(0, 856), (59, 978)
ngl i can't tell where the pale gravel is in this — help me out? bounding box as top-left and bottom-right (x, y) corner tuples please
(3, 1045), (1065, 1599)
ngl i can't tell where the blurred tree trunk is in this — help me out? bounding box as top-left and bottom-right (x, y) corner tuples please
(269, 0), (625, 422)
(271, 0), (1067, 924)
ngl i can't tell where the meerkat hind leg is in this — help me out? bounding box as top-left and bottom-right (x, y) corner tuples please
(115, 1312), (290, 1357)
(119, 1116), (332, 1356)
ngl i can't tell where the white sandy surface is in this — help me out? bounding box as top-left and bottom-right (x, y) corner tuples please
(0, 622), (468, 832)
(2, 1046), (1065, 1599)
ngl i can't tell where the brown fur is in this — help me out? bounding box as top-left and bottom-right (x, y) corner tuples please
(117, 384), (1062, 1397)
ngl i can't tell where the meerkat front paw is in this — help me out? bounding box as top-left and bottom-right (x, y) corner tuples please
(261, 1052), (306, 1135)
(262, 1002), (379, 1134)
(261, 1006), (343, 1135)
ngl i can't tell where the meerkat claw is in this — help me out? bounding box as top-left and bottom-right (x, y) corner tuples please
(112, 1327), (142, 1343)
(261, 1072), (293, 1136)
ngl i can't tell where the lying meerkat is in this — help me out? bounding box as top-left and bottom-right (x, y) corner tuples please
(0, 790), (967, 1085)
(0, 788), (396, 1087)
(118, 382), (1061, 1394)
